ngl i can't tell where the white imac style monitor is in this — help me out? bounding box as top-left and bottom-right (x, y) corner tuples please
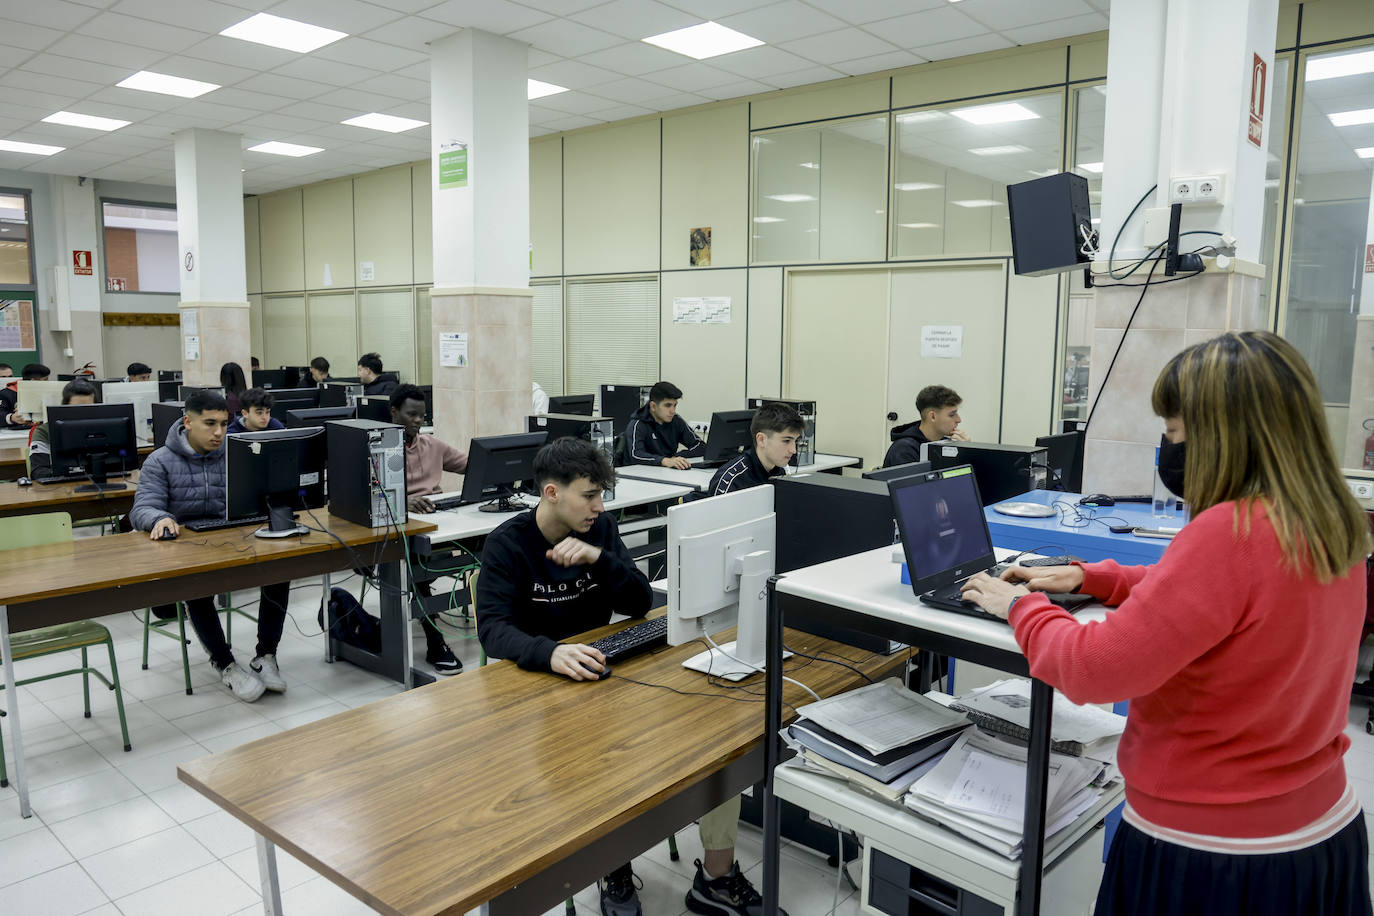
(15, 380), (68, 424)
(100, 380), (159, 445)
(667, 485), (784, 680)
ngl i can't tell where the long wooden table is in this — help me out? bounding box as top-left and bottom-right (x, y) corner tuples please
(0, 442), (154, 481)
(0, 472), (139, 521)
(179, 613), (906, 915)
(0, 512), (436, 818)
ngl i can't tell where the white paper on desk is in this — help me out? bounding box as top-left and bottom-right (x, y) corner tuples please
(958, 678), (1125, 746)
(947, 749), (1023, 819)
(796, 678), (970, 755)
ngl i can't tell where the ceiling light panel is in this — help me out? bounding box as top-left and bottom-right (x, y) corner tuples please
(0, 139), (65, 156)
(951, 102), (1039, 124)
(117, 71), (219, 98)
(528, 79), (569, 99)
(643, 22), (764, 60)
(1357, 147), (1374, 159)
(895, 181), (942, 191)
(765, 193), (815, 202)
(341, 113), (427, 133)
(1077, 161), (1103, 173)
(247, 141), (324, 157)
(951, 199), (1001, 208)
(968, 145), (1029, 156)
(42, 111), (130, 131)
(1328, 108), (1374, 127)
(220, 13), (347, 54)
(1306, 49), (1374, 82)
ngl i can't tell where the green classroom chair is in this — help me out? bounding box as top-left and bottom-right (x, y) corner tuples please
(142, 596), (257, 696)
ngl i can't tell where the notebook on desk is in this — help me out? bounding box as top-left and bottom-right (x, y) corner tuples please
(889, 466), (1094, 623)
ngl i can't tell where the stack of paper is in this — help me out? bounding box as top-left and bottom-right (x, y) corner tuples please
(952, 678), (1126, 757)
(904, 729), (1108, 858)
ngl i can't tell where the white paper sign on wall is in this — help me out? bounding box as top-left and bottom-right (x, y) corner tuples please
(184, 335), (200, 361)
(440, 332), (468, 368)
(921, 325), (963, 359)
(359, 261), (375, 282)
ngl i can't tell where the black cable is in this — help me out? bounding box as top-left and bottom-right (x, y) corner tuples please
(783, 645), (876, 684)
(1106, 185), (1156, 280)
(610, 670), (796, 714)
(1085, 255), (1161, 429)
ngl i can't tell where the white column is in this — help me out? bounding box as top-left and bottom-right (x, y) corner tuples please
(173, 129), (250, 385)
(49, 176), (105, 374)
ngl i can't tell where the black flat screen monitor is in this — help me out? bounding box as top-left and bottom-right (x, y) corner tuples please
(252, 369), (289, 390)
(598, 384), (650, 438)
(701, 410), (756, 464)
(158, 370), (182, 383)
(547, 393), (594, 416)
(285, 406), (355, 429)
(47, 403), (137, 491)
(319, 382), (362, 409)
(268, 388), (321, 423)
(1037, 431), (1083, 492)
(460, 432), (548, 512)
(225, 428), (327, 533)
(355, 395), (391, 423)
(863, 460), (933, 483)
(150, 401), (184, 449)
(157, 380), (181, 401)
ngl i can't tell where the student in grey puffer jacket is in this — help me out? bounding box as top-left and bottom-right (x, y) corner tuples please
(129, 391), (292, 704)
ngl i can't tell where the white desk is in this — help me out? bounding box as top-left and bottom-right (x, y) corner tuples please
(615, 452), (860, 492)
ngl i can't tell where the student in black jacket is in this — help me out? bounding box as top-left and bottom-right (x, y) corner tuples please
(300, 356), (331, 387)
(883, 383), (970, 468)
(624, 380), (701, 468)
(698, 402), (803, 499)
(357, 352), (398, 397)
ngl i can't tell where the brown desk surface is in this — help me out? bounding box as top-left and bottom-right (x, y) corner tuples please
(0, 443), (154, 479)
(0, 472), (139, 518)
(179, 617), (905, 916)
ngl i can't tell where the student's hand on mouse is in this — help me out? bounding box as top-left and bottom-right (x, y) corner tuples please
(150, 517), (179, 541)
(407, 494), (436, 514)
(547, 536), (602, 567)
(949, 428), (971, 442)
(661, 456), (692, 470)
(551, 643), (606, 681)
(999, 563), (1083, 595)
(959, 572), (1028, 619)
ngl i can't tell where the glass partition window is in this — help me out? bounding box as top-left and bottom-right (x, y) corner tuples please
(0, 191), (34, 287)
(1285, 45), (1374, 404)
(102, 202), (179, 293)
(751, 116), (888, 263)
(893, 92), (1063, 258)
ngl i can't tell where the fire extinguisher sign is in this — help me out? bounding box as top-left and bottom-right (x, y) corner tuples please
(1248, 53), (1266, 148)
(1365, 243), (1374, 274)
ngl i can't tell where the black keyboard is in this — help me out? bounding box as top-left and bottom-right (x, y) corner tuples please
(589, 617), (667, 663)
(995, 555), (1082, 572)
(184, 514), (295, 532)
(36, 471), (132, 485)
(429, 496), (466, 511)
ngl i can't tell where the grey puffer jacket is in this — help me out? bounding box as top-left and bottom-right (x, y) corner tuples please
(129, 422), (226, 530)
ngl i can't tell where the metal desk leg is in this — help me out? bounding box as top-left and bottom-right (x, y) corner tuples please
(256, 833), (283, 915)
(0, 604), (31, 817)
(1016, 679), (1054, 916)
(400, 554), (414, 691)
(322, 572), (332, 663)
(761, 578), (784, 916)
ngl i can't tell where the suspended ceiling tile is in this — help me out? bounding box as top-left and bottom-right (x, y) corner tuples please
(711, 45), (817, 80)
(507, 18), (623, 59)
(528, 59), (623, 90)
(0, 18), (67, 53)
(44, 33), (166, 69)
(109, 0), (245, 33)
(352, 73), (430, 102)
(421, 0), (552, 33)
(258, 0), (404, 34)
(650, 62), (749, 94)
(180, 35), (300, 71)
(234, 72), (336, 100)
(569, 0), (699, 42)
(717, 1), (847, 45)
(810, 0), (945, 27)
(913, 32), (1014, 62)
(577, 41), (683, 77)
(74, 11), (208, 52)
(779, 28), (900, 66)
(831, 50), (924, 77)
(19, 53), (136, 85)
(313, 37), (430, 73)
(862, 6), (985, 48)
(273, 57), (384, 88)
(956, 0), (1096, 32)
(0, 0), (101, 30)
(757, 64), (846, 89)
(1000, 12), (1108, 45)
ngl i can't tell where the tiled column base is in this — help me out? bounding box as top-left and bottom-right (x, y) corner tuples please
(428, 288), (532, 453)
(178, 301), (251, 387)
(1083, 265), (1267, 494)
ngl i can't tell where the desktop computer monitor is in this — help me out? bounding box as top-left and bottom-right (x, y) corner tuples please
(417, 385), (433, 424)
(157, 380), (181, 401)
(319, 382), (363, 409)
(280, 366), (308, 388)
(100, 380), (159, 446)
(47, 403), (137, 491)
(157, 370), (182, 383)
(252, 369), (289, 390)
(700, 410), (756, 465)
(268, 388), (321, 423)
(178, 385), (224, 402)
(459, 432), (548, 512)
(15, 380), (68, 424)
(150, 401), (184, 448)
(547, 393), (594, 416)
(921, 440), (1048, 505)
(286, 406), (355, 429)
(666, 485), (776, 679)
(863, 460), (933, 483)
(355, 395), (391, 423)
(1036, 432), (1082, 492)
(599, 384), (650, 438)
(226, 427), (327, 537)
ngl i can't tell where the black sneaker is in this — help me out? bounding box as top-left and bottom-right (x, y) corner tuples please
(685, 859), (785, 916)
(426, 644), (462, 676)
(598, 868), (642, 916)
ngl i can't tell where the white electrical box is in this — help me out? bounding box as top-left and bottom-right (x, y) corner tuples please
(46, 266), (72, 331)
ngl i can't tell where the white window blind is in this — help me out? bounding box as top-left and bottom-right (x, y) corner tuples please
(564, 276), (659, 396)
(360, 288), (416, 384)
(262, 296), (306, 369)
(416, 286), (432, 385)
(306, 291), (358, 383)
(531, 280), (563, 396)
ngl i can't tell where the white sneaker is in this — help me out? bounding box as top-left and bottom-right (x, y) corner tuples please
(220, 662), (265, 702)
(250, 655), (286, 693)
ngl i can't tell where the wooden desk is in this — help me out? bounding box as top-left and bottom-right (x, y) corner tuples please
(0, 442), (154, 481)
(179, 615), (904, 915)
(0, 512), (436, 818)
(0, 472), (139, 521)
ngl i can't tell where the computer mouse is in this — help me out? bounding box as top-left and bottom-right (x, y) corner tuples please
(157, 529), (178, 541)
(16, 476), (31, 487)
(581, 661), (611, 680)
(1078, 493), (1115, 507)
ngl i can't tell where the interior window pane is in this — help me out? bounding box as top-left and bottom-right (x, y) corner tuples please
(0, 192), (34, 287)
(103, 202), (179, 293)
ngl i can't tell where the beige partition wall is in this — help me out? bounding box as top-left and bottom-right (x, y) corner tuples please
(563, 120), (661, 275)
(259, 190), (304, 294)
(303, 180), (354, 291)
(1001, 271), (1062, 446)
(262, 295), (306, 369)
(746, 267), (783, 398)
(243, 197), (261, 295)
(661, 104), (748, 270)
(530, 138), (562, 278)
(305, 291), (358, 378)
(353, 168), (413, 288)
(411, 164), (432, 286)
(659, 268), (748, 419)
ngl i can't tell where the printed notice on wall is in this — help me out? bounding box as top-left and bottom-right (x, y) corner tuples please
(439, 332), (468, 368)
(180, 309), (198, 336)
(0, 299), (35, 350)
(439, 139), (468, 189)
(673, 296), (732, 324)
(359, 261), (375, 282)
(184, 335), (200, 361)
(673, 297), (702, 323)
(921, 325), (963, 359)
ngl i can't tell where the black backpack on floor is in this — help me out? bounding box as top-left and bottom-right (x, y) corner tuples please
(318, 587), (382, 653)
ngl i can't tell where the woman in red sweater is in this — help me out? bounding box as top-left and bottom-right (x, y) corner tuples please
(962, 331), (1371, 916)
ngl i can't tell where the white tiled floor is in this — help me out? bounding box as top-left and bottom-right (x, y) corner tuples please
(0, 580), (1371, 916)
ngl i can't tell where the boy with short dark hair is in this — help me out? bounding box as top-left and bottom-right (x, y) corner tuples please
(624, 380), (701, 469)
(28, 379), (98, 479)
(699, 402), (803, 499)
(302, 356), (330, 386)
(227, 387), (284, 434)
(357, 352), (397, 396)
(883, 384), (970, 467)
(2, 363), (51, 428)
(125, 362), (152, 382)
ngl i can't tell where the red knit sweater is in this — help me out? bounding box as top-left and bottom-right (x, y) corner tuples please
(1008, 500), (1366, 837)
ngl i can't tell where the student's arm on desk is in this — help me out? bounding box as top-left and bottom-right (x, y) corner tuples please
(674, 415), (702, 452)
(475, 539), (560, 671)
(128, 452), (174, 533)
(440, 441), (468, 475)
(1007, 515), (1245, 705)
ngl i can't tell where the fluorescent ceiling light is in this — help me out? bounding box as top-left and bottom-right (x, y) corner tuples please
(968, 144), (1028, 156)
(1077, 161), (1103, 173)
(42, 111), (129, 131)
(894, 181), (941, 191)
(528, 79), (568, 100)
(1357, 147), (1374, 159)
(798, 161), (819, 169)
(951, 199), (1001, 208)
(341, 112), (427, 133)
(899, 222), (939, 229)
(897, 111), (946, 124)
(117, 70), (218, 98)
(642, 21), (763, 60)
(1329, 108), (1374, 127)
(765, 193), (815, 202)
(1026, 168), (1058, 178)
(1306, 49), (1374, 81)
(752, 216), (784, 223)
(0, 139), (64, 156)
(951, 102), (1038, 125)
(248, 141), (323, 157)
(221, 12), (346, 53)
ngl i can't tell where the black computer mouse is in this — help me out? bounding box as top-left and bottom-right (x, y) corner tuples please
(581, 661), (611, 680)
(157, 529), (178, 540)
(1078, 493), (1115, 507)
(16, 476), (31, 487)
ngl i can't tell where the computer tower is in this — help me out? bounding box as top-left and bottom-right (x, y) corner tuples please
(920, 441), (1049, 505)
(1006, 171), (1092, 277)
(772, 474), (902, 654)
(528, 413), (616, 499)
(327, 419), (407, 529)
(747, 397), (817, 467)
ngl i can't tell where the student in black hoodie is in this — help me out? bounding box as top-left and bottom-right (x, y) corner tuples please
(698, 402), (802, 499)
(356, 352), (398, 397)
(883, 384), (969, 467)
(624, 380), (701, 468)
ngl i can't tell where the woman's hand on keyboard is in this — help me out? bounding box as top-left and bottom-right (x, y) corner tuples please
(999, 563), (1083, 595)
(960, 572), (1029, 620)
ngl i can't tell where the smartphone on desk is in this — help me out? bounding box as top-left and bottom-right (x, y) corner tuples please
(1132, 527), (1179, 539)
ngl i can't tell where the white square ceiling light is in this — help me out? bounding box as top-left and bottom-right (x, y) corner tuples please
(899, 222), (939, 228)
(951, 199), (1001, 208)
(1306, 49), (1374, 82)
(951, 102), (1039, 125)
(894, 181), (941, 191)
(42, 111), (130, 131)
(642, 22), (763, 60)
(968, 144), (1028, 156)
(528, 79), (568, 100)
(341, 113), (427, 133)
(117, 71), (219, 99)
(1328, 108), (1374, 127)
(221, 13), (347, 54)
(1077, 161), (1104, 173)
(0, 139), (64, 155)
(248, 141), (324, 157)
(1357, 147), (1374, 159)
(765, 193), (815, 202)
